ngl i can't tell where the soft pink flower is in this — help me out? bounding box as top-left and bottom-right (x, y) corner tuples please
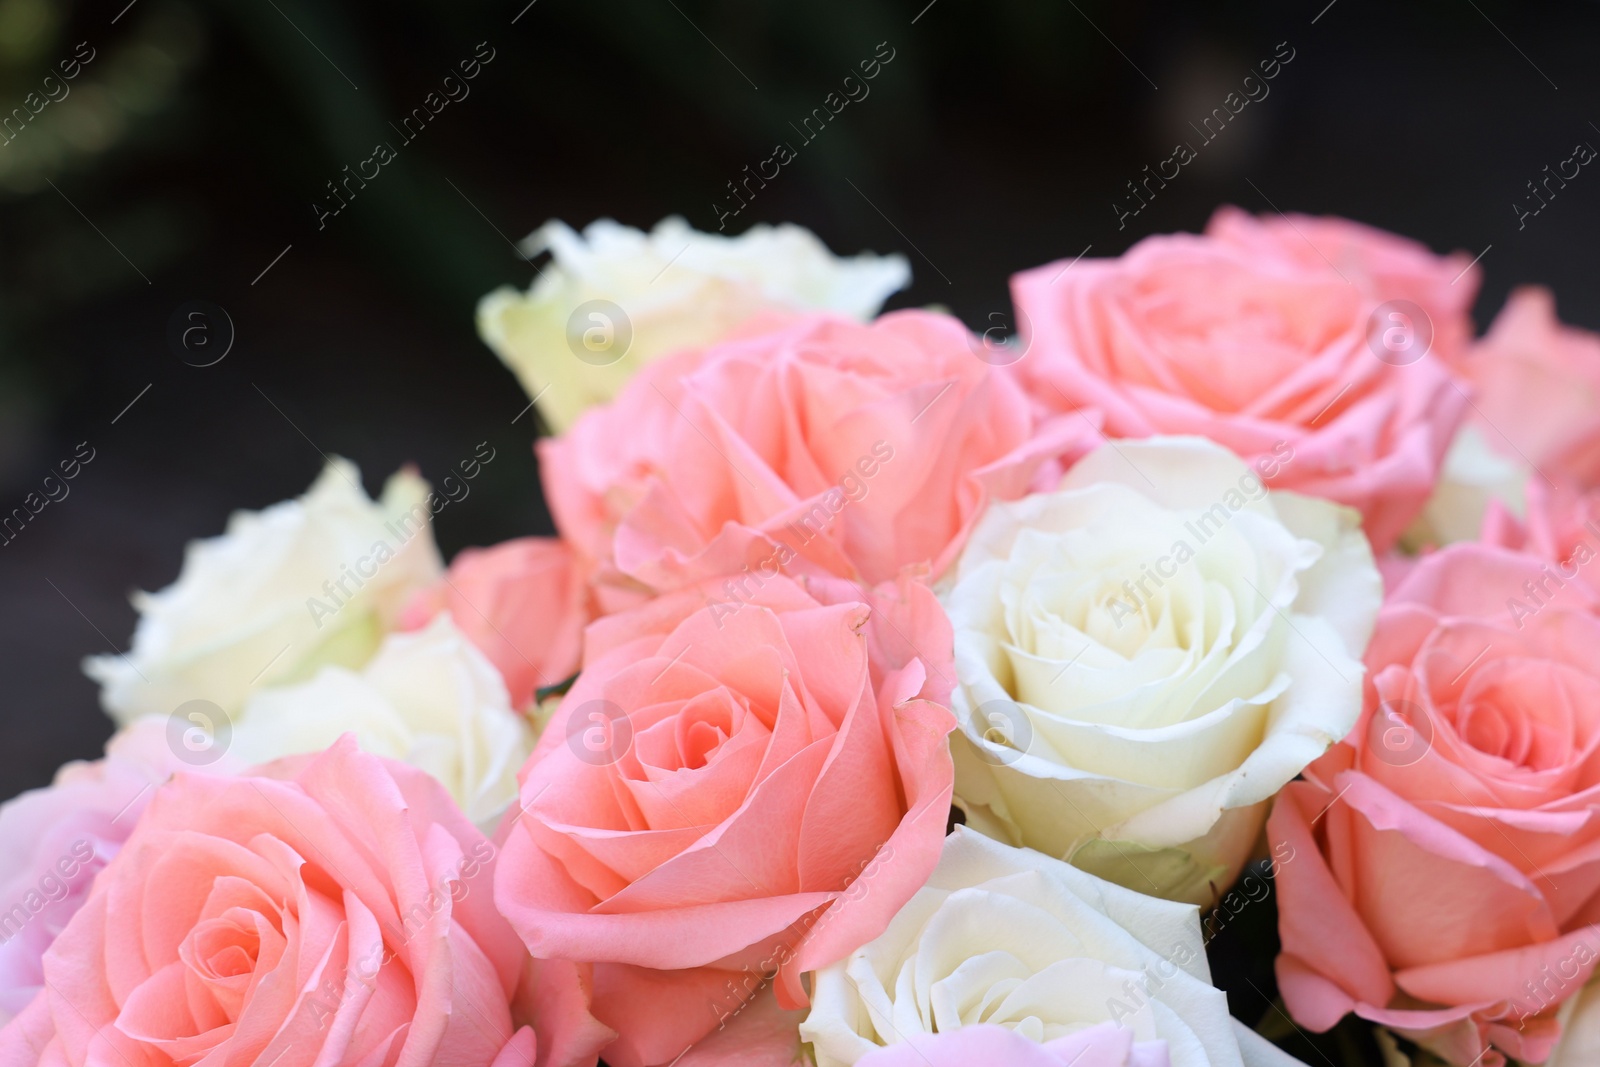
(402, 537), (590, 705)
(539, 310), (1094, 598)
(493, 573), (956, 1067)
(1206, 206), (1480, 360)
(1481, 479), (1600, 608)
(1269, 542), (1600, 1067)
(854, 1023), (1170, 1067)
(1012, 211), (1472, 551)
(0, 736), (609, 1067)
(1452, 287), (1600, 488)
(657, 989), (806, 1067)
(0, 719), (242, 1026)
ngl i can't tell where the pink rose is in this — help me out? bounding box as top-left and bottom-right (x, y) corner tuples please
(539, 310), (1093, 598)
(0, 736), (610, 1067)
(1268, 542), (1600, 1067)
(1453, 287), (1600, 487)
(1206, 206), (1480, 360)
(1012, 213), (1471, 551)
(1481, 479), (1600, 610)
(493, 573), (956, 1067)
(402, 537), (590, 705)
(853, 1023), (1170, 1067)
(0, 720), (201, 1025)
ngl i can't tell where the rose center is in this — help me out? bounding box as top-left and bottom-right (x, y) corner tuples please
(635, 688), (748, 773)
(183, 914), (263, 983)
(1453, 656), (1596, 772)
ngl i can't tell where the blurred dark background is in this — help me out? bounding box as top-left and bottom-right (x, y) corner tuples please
(1, 0), (1596, 812)
(6, 1), (1596, 1052)
(12, 0), (1600, 1049)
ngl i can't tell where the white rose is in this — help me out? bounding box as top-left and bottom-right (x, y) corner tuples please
(87, 458), (442, 725)
(231, 615), (532, 829)
(800, 827), (1305, 1067)
(1547, 981), (1600, 1067)
(941, 436), (1380, 904)
(1401, 424), (1529, 550)
(476, 215), (909, 432)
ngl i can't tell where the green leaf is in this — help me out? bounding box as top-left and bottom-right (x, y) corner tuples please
(535, 671), (579, 704)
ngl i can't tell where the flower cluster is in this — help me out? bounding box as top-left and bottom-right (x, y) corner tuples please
(3, 208), (1597, 1067)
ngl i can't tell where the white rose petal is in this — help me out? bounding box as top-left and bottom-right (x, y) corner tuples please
(231, 615), (532, 830)
(1401, 424), (1530, 550)
(477, 215), (910, 432)
(941, 436), (1380, 904)
(86, 458), (443, 725)
(800, 827), (1308, 1067)
(1548, 981), (1600, 1067)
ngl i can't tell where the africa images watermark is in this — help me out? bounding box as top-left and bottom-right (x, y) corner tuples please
(0, 40), (96, 146)
(1, 441), (96, 548)
(1511, 936), (1599, 1029)
(305, 441), (496, 628)
(704, 439), (895, 629)
(1504, 517), (1600, 629)
(313, 41), (497, 230)
(0, 839), (95, 944)
(1200, 842), (1296, 947)
(704, 844), (898, 1035)
(711, 41), (897, 231)
(1107, 440), (1294, 628)
(1514, 135), (1596, 231)
(1114, 40), (1297, 231)
(1095, 848), (1296, 1027)
(1105, 938), (1202, 1026)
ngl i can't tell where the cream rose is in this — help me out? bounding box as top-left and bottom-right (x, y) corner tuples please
(231, 615), (531, 829)
(477, 215), (910, 432)
(1401, 425), (1529, 551)
(87, 458), (443, 724)
(1548, 982), (1600, 1067)
(942, 436), (1380, 904)
(799, 826), (1304, 1067)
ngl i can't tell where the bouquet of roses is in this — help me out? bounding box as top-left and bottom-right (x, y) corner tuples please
(4, 205), (1598, 1067)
